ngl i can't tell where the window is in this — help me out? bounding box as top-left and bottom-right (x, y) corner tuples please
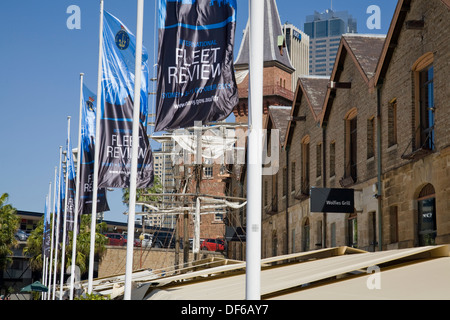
(413, 52), (435, 151)
(388, 98), (398, 147)
(203, 166), (213, 178)
(316, 143), (322, 178)
(301, 136), (310, 195)
(302, 218), (310, 252)
(389, 206), (398, 244)
(203, 158), (213, 178)
(417, 184), (436, 246)
(291, 162), (296, 192)
(316, 220), (323, 248)
(344, 109), (357, 182)
(329, 141), (336, 177)
(264, 180), (268, 206)
(347, 213), (358, 248)
(272, 231), (278, 257)
(367, 117), (375, 159)
(272, 172), (278, 212)
(369, 211), (377, 252)
(214, 208), (224, 221)
(330, 223), (336, 247)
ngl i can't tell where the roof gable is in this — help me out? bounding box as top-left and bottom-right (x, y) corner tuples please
(285, 76), (328, 147)
(320, 34), (386, 127)
(266, 106), (292, 146)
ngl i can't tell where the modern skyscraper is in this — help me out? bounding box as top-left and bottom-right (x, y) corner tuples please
(304, 9), (357, 76)
(283, 23), (310, 92)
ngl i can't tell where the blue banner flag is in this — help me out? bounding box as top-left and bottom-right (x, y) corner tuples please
(58, 160), (65, 244)
(97, 11), (154, 189)
(65, 139), (76, 235)
(154, 0), (238, 131)
(79, 84), (110, 214)
(43, 195), (51, 257)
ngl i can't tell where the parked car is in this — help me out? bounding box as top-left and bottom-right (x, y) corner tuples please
(140, 233), (153, 248)
(151, 232), (175, 248)
(104, 233), (127, 246)
(124, 234), (141, 247)
(14, 229), (29, 241)
(200, 238), (226, 251)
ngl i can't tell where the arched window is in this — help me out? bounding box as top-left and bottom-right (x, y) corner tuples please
(417, 183), (437, 246)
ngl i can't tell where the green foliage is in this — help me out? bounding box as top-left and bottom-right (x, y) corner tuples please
(0, 193), (19, 270)
(24, 212), (108, 276)
(122, 175), (163, 207)
(23, 217), (45, 270)
(75, 292), (110, 300)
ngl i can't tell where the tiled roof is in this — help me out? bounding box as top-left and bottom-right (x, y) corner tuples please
(268, 106), (292, 143)
(343, 34), (386, 79)
(298, 76), (329, 118)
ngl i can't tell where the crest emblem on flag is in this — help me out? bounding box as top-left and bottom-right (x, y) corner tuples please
(115, 29), (130, 50)
(86, 97), (95, 111)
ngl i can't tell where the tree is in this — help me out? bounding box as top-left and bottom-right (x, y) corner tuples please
(65, 214), (108, 276)
(122, 175), (163, 207)
(0, 193), (19, 271)
(24, 213), (108, 277)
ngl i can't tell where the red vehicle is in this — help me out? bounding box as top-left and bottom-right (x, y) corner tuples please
(104, 233), (127, 246)
(200, 238), (226, 251)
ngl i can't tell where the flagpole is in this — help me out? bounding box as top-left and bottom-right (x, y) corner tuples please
(246, 0), (264, 300)
(42, 194), (48, 300)
(60, 116), (71, 300)
(69, 73), (84, 300)
(124, 0), (144, 300)
(48, 166), (57, 300)
(52, 146), (63, 300)
(44, 182), (52, 299)
(88, 0), (104, 294)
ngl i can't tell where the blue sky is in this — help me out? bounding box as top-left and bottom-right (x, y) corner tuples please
(0, 0), (396, 223)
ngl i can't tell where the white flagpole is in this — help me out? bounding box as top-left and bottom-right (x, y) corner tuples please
(60, 116), (71, 300)
(42, 195), (48, 300)
(69, 73), (84, 300)
(43, 182), (52, 299)
(124, 0), (144, 300)
(48, 166), (57, 300)
(52, 146), (63, 300)
(246, 0), (264, 300)
(88, 0), (104, 294)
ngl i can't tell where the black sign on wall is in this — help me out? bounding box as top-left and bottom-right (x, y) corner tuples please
(310, 188), (355, 213)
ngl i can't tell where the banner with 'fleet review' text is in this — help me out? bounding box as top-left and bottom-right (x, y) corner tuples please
(79, 84), (109, 214)
(97, 11), (154, 189)
(155, 0), (239, 132)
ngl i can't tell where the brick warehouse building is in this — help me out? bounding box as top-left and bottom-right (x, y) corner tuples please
(225, 0), (450, 260)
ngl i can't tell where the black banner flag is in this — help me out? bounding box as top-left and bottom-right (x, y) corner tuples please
(155, 0), (239, 132)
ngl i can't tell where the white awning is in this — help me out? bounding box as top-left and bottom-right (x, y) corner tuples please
(141, 245), (450, 300)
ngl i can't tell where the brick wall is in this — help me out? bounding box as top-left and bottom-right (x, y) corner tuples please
(378, 0), (450, 249)
(98, 246), (224, 278)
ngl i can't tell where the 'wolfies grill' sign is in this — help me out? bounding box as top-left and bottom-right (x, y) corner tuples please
(310, 188), (355, 213)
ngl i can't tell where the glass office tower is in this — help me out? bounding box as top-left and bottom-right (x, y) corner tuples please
(304, 9), (357, 76)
